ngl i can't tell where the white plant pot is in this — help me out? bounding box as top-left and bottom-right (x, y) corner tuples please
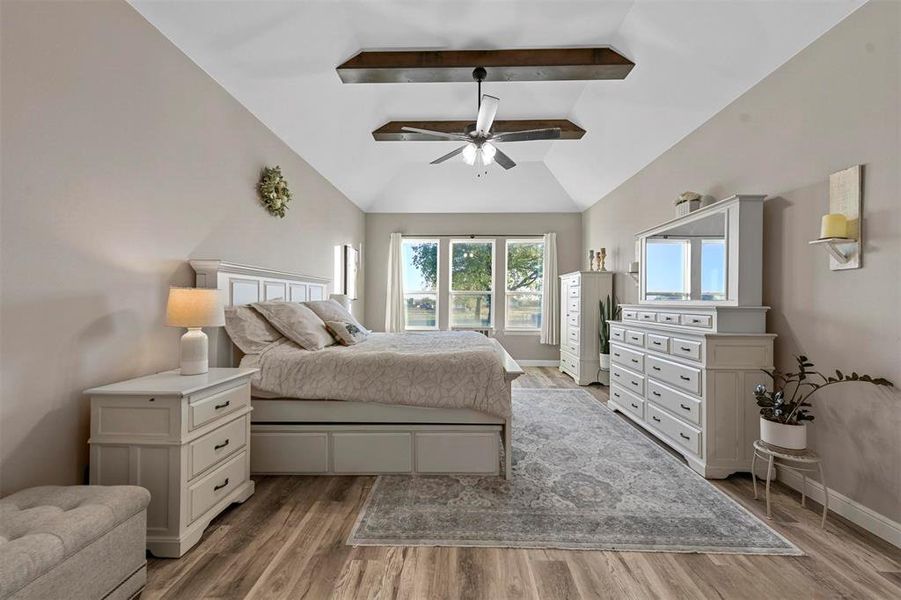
(599, 353), (610, 370)
(760, 417), (807, 450)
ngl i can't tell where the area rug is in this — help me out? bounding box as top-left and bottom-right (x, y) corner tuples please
(348, 389), (801, 555)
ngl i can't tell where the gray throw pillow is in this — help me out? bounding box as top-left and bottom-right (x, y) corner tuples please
(304, 300), (369, 335)
(224, 305), (284, 354)
(324, 320), (369, 346)
(251, 301), (335, 351)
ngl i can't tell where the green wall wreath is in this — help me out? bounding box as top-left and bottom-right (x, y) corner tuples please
(257, 166), (292, 218)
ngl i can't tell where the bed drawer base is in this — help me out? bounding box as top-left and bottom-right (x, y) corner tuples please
(250, 424), (502, 476)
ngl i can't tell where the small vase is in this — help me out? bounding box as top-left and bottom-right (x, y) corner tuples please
(760, 417), (807, 450)
(599, 353), (610, 370)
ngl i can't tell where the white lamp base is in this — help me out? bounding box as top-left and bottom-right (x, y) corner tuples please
(179, 327), (209, 375)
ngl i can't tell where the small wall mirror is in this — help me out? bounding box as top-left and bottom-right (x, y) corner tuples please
(642, 211), (727, 303)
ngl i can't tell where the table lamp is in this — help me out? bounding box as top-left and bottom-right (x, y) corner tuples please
(166, 287), (224, 375)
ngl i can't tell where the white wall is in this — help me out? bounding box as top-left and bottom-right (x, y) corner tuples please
(365, 213), (583, 362)
(0, 0), (365, 494)
(582, 1), (900, 523)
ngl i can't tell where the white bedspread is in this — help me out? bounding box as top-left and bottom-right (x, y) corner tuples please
(241, 331), (512, 418)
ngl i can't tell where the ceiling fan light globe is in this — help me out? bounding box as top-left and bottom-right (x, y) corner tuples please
(482, 142), (497, 164)
(462, 143), (477, 165)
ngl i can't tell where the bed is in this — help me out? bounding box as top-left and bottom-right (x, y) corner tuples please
(191, 259), (523, 478)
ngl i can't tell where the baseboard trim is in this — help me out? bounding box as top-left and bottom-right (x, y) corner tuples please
(516, 360), (560, 367)
(777, 469), (901, 548)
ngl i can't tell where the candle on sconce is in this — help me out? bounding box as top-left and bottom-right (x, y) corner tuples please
(820, 213), (848, 239)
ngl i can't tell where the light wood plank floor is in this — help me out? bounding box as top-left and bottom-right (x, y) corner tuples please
(146, 368), (901, 599)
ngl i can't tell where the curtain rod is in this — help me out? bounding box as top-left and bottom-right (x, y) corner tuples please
(401, 234), (545, 239)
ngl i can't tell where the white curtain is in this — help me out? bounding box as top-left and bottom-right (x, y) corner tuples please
(385, 232), (406, 332)
(540, 232), (559, 345)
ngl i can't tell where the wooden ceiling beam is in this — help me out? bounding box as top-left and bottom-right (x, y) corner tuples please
(339, 48), (633, 83)
(372, 120), (586, 141)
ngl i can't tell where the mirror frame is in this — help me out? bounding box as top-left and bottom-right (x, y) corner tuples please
(635, 195), (765, 307)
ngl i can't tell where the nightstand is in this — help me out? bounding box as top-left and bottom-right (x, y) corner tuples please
(87, 367), (257, 557)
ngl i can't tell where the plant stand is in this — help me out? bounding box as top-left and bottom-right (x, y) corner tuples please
(751, 440), (828, 528)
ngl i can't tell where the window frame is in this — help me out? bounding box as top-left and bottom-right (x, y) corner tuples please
(401, 238), (440, 331)
(448, 238), (496, 330)
(504, 238), (545, 332)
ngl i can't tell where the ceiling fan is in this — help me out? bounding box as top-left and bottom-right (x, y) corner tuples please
(401, 67), (561, 170)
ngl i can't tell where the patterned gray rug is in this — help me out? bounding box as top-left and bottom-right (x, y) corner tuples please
(349, 389), (800, 554)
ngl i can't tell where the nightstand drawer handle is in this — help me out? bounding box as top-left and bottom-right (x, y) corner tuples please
(652, 416), (661, 422)
(680, 403), (690, 411)
(680, 375), (691, 381)
(214, 439), (230, 450)
(214, 478), (229, 491)
(214, 400), (231, 410)
(679, 433), (690, 440)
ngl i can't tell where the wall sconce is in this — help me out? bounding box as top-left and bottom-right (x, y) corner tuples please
(808, 165), (862, 270)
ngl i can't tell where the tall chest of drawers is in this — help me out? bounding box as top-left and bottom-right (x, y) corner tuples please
(87, 368), (257, 557)
(608, 305), (774, 478)
(559, 271), (614, 386)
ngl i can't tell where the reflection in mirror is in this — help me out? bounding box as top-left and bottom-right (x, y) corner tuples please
(643, 212), (727, 302)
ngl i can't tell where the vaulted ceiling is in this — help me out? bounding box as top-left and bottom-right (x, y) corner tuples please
(130, 0), (863, 213)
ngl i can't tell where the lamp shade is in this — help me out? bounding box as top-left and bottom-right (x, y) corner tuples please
(166, 288), (224, 328)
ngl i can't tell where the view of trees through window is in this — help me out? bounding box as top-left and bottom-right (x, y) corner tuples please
(402, 240), (438, 328)
(505, 241), (544, 329)
(450, 241), (494, 328)
(402, 238), (546, 330)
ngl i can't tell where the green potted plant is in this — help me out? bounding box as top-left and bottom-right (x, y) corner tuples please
(755, 355), (893, 450)
(598, 295), (619, 370)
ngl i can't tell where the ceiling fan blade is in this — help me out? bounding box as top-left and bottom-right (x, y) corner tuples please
(430, 145), (467, 165)
(492, 128), (562, 143)
(401, 126), (470, 141)
(475, 95), (499, 134)
(493, 147), (516, 170)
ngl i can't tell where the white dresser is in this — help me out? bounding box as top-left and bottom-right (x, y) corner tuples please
(87, 368), (257, 557)
(608, 194), (774, 479)
(608, 306), (774, 478)
(559, 271), (614, 386)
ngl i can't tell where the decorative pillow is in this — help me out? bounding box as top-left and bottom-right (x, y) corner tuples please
(251, 301), (335, 351)
(224, 305), (284, 354)
(325, 320), (369, 346)
(304, 300), (369, 335)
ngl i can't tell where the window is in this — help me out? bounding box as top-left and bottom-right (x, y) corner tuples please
(701, 239), (726, 301)
(645, 239), (690, 301)
(402, 239), (438, 329)
(449, 240), (494, 328)
(505, 240), (544, 330)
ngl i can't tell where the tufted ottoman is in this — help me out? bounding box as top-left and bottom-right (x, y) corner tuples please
(0, 486), (150, 600)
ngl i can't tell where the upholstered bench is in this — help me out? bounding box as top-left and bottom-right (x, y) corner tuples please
(0, 485), (150, 600)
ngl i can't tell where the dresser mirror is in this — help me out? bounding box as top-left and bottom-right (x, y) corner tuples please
(642, 211), (726, 302)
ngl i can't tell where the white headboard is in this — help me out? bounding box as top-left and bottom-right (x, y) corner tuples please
(190, 259), (331, 367)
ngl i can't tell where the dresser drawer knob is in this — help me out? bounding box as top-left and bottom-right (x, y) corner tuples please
(613, 392), (620, 398)
(679, 432), (690, 440)
(652, 341), (661, 346)
(652, 416), (661, 422)
(214, 439), (230, 450)
(652, 366), (661, 371)
(630, 381), (639, 387)
(614, 372), (620, 378)
(214, 478), (229, 491)
(631, 359), (639, 364)
(214, 400), (231, 410)
(652, 391), (661, 397)
(680, 346), (691, 352)
(614, 352), (621, 357)
(680, 404), (690, 411)
(630, 403), (638, 409)
(680, 375), (691, 381)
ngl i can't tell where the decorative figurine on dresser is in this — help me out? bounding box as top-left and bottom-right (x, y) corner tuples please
(559, 270), (614, 386)
(87, 367), (257, 557)
(607, 194), (774, 479)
